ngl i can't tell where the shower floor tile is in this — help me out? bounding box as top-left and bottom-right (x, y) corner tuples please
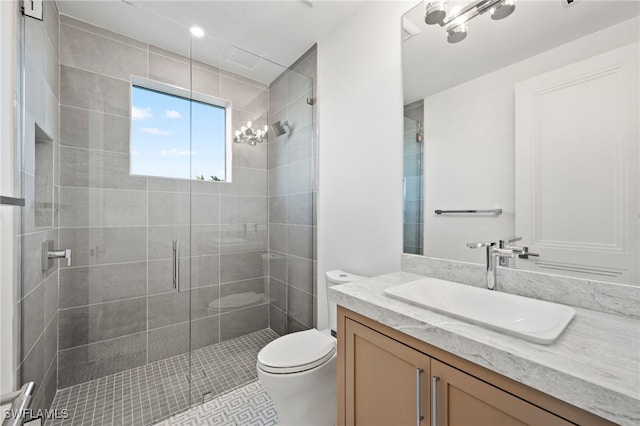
(46, 329), (279, 426)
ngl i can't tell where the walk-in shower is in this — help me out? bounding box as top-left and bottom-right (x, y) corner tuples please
(14, 1), (317, 424)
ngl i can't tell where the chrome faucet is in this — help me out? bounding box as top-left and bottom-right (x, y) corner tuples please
(498, 236), (539, 266)
(467, 241), (516, 290)
(468, 237), (539, 290)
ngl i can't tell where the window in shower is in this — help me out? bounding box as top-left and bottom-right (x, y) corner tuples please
(130, 77), (232, 181)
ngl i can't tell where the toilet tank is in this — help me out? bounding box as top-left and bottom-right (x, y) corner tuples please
(325, 270), (365, 334)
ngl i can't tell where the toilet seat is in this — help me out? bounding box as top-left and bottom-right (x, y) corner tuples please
(257, 329), (336, 374)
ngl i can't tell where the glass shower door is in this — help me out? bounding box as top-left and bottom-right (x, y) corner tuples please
(17, 4), (197, 423)
(403, 100), (424, 255)
(186, 31), (276, 405)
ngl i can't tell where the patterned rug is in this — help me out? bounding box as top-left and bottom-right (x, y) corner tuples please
(154, 380), (277, 426)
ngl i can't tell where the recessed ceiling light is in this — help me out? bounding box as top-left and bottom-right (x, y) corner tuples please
(190, 26), (205, 38)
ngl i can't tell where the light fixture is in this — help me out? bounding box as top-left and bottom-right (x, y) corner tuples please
(424, 0), (447, 25)
(233, 121), (269, 146)
(490, 0), (516, 20)
(447, 23), (468, 43)
(423, 0), (516, 43)
(190, 26), (205, 38)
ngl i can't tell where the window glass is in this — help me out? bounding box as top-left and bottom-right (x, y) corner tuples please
(131, 85), (227, 181)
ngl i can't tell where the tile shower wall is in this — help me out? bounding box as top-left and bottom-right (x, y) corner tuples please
(267, 46), (317, 335)
(17, 0), (61, 412)
(403, 101), (424, 255)
(57, 15), (269, 388)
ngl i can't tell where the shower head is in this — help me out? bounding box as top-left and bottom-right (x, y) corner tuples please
(270, 120), (290, 137)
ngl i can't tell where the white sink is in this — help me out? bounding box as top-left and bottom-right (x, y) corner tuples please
(384, 277), (575, 344)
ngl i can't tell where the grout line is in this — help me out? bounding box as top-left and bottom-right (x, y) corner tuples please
(57, 294), (147, 311)
(60, 103), (130, 120)
(57, 330), (147, 357)
(89, 379), (99, 426)
(61, 63), (134, 85)
(59, 19), (148, 53)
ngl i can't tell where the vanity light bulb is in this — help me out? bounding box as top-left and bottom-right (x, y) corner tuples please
(447, 23), (468, 43)
(246, 121), (252, 128)
(263, 125), (268, 133)
(491, 0), (516, 20)
(424, 0), (447, 25)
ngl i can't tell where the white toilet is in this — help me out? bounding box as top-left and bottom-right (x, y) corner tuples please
(257, 269), (365, 426)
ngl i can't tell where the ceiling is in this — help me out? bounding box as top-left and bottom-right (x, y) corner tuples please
(56, 0), (365, 84)
(403, 0), (640, 103)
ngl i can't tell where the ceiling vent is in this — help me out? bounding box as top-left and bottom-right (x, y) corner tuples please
(226, 46), (261, 70)
(562, 0), (582, 8)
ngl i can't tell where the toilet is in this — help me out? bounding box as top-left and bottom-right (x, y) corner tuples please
(257, 269), (365, 426)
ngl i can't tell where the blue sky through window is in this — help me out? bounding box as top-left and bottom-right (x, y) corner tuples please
(131, 86), (227, 181)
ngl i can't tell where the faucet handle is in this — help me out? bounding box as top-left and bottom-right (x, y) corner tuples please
(500, 236), (522, 246)
(518, 247), (540, 259)
(467, 242), (495, 249)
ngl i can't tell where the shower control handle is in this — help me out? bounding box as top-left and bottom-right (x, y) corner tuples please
(42, 240), (71, 270)
(51, 249), (72, 267)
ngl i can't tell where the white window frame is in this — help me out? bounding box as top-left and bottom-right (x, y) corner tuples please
(130, 75), (233, 182)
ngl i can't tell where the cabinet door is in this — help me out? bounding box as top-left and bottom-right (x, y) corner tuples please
(431, 359), (573, 426)
(344, 318), (430, 426)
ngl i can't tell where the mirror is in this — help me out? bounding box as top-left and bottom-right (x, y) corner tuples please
(402, 0), (639, 285)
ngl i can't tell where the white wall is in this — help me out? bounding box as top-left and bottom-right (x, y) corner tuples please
(316, 1), (413, 329)
(422, 17), (640, 265)
(0, 0), (17, 395)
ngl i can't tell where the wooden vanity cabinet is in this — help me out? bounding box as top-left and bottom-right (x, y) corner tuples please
(431, 359), (571, 426)
(343, 316), (430, 425)
(337, 307), (614, 426)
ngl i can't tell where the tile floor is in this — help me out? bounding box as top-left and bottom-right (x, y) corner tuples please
(154, 380), (276, 426)
(46, 329), (279, 426)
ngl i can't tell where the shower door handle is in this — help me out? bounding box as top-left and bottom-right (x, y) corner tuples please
(173, 240), (180, 293)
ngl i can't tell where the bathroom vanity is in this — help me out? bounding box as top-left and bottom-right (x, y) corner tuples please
(331, 272), (640, 426)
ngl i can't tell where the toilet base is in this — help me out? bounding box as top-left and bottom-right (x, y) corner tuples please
(257, 352), (337, 426)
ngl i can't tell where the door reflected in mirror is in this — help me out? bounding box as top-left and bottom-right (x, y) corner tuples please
(401, 0), (639, 284)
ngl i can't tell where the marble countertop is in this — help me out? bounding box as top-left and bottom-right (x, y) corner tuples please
(329, 272), (640, 426)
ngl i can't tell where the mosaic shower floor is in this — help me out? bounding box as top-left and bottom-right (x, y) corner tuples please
(46, 329), (279, 426)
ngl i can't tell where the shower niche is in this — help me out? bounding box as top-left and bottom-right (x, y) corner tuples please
(34, 123), (54, 229)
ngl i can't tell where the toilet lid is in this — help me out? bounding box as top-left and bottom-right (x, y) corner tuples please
(257, 329), (336, 374)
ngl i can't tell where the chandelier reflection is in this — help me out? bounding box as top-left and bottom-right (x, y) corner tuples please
(234, 121), (268, 146)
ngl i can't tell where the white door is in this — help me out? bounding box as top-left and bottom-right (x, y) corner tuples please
(515, 43), (639, 283)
